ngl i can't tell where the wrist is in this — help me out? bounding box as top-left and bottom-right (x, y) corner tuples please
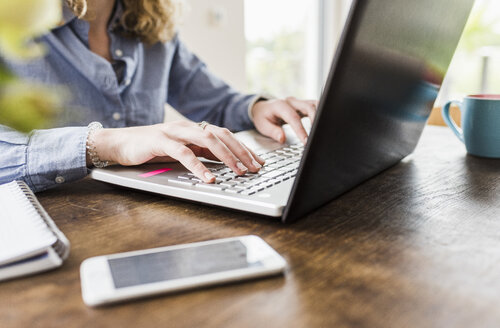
(248, 94), (274, 122)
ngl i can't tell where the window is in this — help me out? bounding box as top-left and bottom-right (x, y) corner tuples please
(438, 0), (500, 104)
(245, 0), (500, 107)
(244, 0), (351, 99)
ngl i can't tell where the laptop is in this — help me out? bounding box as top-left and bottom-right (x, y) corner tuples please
(91, 0), (475, 223)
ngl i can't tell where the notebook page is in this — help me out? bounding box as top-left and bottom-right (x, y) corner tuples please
(0, 181), (57, 265)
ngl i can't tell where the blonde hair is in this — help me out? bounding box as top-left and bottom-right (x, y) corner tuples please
(65, 0), (181, 44)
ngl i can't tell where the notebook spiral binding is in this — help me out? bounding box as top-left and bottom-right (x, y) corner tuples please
(15, 181), (70, 261)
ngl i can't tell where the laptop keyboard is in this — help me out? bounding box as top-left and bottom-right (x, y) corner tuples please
(168, 143), (304, 195)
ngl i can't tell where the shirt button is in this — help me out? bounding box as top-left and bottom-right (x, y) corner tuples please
(115, 49), (123, 57)
(112, 112), (121, 121)
(55, 176), (65, 184)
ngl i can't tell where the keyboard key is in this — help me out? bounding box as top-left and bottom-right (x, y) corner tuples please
(234, 177), (252, 183)
(222, 172), (238, 179)
(268, 178), (281, 185)
(168, 178), (195, 186)
(220, 181), (238, 187)
(280, 159), (295, 166)
(262, 170), (285, 179)
(250, 177), (270, 184)
(260, 182), (275, 189)
(278, 165), (298, 173)
(241, 189), (258, 195)
(243, 172), (259, 177)
(264, 157), (281, 165)
(242, 185), (266, 195)
(225, 187), (244, 194)
(266, 163), (283, 169)
(260, 153), (276, 160)
(216, 175), (232, 182)
(208, 167), (225, 173)
(196, 184), (226, 191)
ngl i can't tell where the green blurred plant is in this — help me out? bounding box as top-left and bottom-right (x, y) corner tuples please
(0, 0), (64, 133)
(247, 29), (306, 99)
(460, 3), (500, 52)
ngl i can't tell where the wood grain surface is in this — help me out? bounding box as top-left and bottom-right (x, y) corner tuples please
(1, 126), (499, 328)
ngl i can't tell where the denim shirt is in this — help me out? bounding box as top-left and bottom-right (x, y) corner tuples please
(0, 4), (256, 192)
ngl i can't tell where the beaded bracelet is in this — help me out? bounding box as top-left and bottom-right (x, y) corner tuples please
(86, 122), (109, 168)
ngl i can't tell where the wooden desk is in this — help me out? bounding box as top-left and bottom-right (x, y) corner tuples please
(2, 126), (500, 328)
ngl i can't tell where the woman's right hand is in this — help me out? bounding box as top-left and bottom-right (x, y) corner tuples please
(88, 121), (265, 183)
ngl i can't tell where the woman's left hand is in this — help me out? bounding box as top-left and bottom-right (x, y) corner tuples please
(251, 97), (318, 144)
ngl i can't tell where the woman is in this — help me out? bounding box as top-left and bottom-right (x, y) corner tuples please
(0, 0), (316, 192)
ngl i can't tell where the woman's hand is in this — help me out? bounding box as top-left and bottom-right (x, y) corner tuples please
(88, 121), (265, 183)
(251, 97), (318, 144)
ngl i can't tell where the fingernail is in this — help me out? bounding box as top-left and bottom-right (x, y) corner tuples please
(303, 137), (308, 144)
(252, 160), (262, 169)
(204, 172), (215, 181)
(276, 133), (282, 142)
(236, 162), (248, 172)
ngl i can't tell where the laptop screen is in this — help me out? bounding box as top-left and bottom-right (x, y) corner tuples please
(283, 0), (475, 222)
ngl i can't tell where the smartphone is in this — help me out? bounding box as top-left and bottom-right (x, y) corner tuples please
(80, 235), (287, 306)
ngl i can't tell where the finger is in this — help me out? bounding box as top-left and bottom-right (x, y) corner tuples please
(208, 126), (262, 173)
(148, 145), (219, 163)
(308, 100), (319, 107)
(256, 117), (286, 144)
(164, 141), (216, 183)
(280, 104), (309, 144)
(188, 144), (220, 162)
(183, 125), (249, 176)
(243, 144), (265, 166)
(286, 97), (317, 123)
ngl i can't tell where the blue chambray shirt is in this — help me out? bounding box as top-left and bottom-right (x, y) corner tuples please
(0, 4), (256, 192)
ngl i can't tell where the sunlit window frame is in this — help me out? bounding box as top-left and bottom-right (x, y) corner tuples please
(314, 0), (352, 98)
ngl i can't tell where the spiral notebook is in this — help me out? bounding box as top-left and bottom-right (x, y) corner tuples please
(0, 181), (70, 282)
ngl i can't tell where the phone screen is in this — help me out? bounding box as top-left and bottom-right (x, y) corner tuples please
(108, 240), (263, 289)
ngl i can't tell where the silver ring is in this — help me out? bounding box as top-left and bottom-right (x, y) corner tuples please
(198, 121), (209, 130)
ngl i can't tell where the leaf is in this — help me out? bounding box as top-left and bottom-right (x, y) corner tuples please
(0, 62), (15, 84)
(0, 82), (65, 132)
(0, 0), (62, 59)
(0, 0), (65, 131)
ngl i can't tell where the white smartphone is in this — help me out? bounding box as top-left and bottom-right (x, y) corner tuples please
(80, 235), (287, 306)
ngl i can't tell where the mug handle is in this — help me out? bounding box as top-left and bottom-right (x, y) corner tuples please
(442, 100), (464, 143)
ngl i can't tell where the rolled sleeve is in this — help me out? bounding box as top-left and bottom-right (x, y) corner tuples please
(0, 125), (89, 192)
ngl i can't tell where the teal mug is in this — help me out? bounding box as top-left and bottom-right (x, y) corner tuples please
(442, 94), (500, 158)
